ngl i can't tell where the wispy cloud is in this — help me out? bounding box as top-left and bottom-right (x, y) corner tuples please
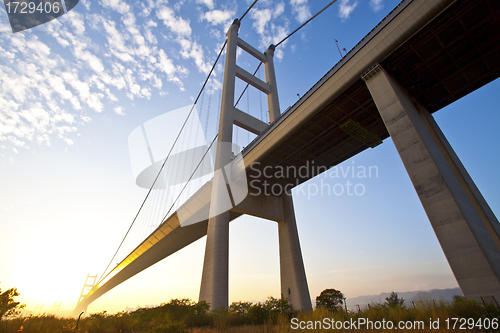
(369, 0), (384, 12)
(251, 8), (273, 35)
(0, 0), (248, 157)
(114, 106), (125, 115)
(196, 0), (214, 10)
(290, 0), (310, 23)
(249, 3), (289, 59)
(156, 5), (215, 75)
(0, 1), (218, 153)
(339, 0), (358, 20)
(177, 38), (211, 74)
(157, 6), (192, 36)
(100, 0), (130, 14)
(202, 9), (235, 27)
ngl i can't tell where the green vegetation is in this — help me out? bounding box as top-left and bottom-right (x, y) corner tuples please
(1, 288), (499, 333)
(0, 286), (25, 320)
(384, 291), (404, 308)
(315, 288), (344, 313)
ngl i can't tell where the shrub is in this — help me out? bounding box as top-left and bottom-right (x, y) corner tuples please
(0, 287), (25, 320)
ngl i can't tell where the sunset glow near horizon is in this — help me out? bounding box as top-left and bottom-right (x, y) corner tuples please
(1, 0), (499, 315)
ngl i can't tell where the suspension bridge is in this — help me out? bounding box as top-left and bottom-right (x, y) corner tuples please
(75, 0), (500, 314)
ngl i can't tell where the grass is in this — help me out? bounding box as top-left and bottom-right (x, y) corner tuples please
(1, 296), (498, 332)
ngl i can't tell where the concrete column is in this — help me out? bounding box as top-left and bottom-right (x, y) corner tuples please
(263, 46), (311, 310)
(264, 45), (281, 123)
(363, 64), (500, 302)
(417, 105), (500, 246)
(278, 194), (312, 311)
(199, 19), (240, 309)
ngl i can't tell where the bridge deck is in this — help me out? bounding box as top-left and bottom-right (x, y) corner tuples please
(243, 0), (500, 187)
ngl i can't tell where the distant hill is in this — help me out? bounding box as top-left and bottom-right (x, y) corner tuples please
(345, 288), (462, 309)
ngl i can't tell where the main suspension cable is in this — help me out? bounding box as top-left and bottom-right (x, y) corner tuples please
(240, 0), (258, 21)
(276, 0), (338, 47)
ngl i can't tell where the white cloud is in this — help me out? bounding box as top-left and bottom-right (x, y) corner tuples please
(68, 11), (86, 35)
(101, 18), (135, 62)
(100, 0), (130, 13)
(157, 6), (192, 36)
(47, 74), (73, 100)
(157, 49), (186, 88)
(64, 138), (75, 145)
(114, 106), (126, 115)
(144, 26), (157, 44)
(369, 0), (384, 12)
(139, 0), (155, 17)
(86, 93), (104, 112)
(290, 0), (310, 23)
(249, 2), (290, 58)
(202, 9), (235, 26)
(178, 38), (210, 74)
(0, 28), (80, 148)
(81, 0), (90, 10)
(339, 0), (358, 20)
(251, 9), (272, 35)
(70, 96), (82, 110)
(84, 52), (106, 72)
(275, 2), (285, 17)
(26, 39), (51, 57)
(0, 0), (220, 153)
(197, 0), (214, 10)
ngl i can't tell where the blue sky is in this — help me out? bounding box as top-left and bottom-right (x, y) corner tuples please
(1, 0), (499, 314)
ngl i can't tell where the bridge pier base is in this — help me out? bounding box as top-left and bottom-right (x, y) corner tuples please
(278, 194), (312, 311)
(363, 64), (500, 303)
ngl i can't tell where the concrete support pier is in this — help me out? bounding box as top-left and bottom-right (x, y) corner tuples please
(264, 44), (311, 311)
(278, 194), (312, 311)
(362, 64), (500, 302)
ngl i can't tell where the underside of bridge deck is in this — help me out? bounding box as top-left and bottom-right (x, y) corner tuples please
(247, 0), (500, 188)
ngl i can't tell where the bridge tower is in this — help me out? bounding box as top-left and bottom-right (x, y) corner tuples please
(199, 19), (312, 311)
(33, 303), (43, 314)
(76, 273), (98, 313)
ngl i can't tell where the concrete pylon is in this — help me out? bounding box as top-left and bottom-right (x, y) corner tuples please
(278, 194), (312, 311)
(265, 45), (312, 311)
(362, 64), (500, 302)
(199, 19), (240, 309)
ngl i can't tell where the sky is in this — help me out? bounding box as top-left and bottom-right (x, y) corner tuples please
(1, 0), (499, 315)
